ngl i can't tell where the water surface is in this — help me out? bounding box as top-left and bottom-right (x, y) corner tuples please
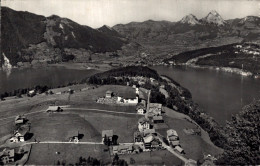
(153, 65), (260, 125)
(0, 67), (98, 94)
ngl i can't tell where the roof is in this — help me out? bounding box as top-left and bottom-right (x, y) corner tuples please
(102, 130), (113, 137)
(134, 131), (142, 137)
(106, 90), (113, 94)
(167, 129), (178, 137)
(138, 117), (149, 125)
(15, 115), (25, 121)
(143, 129), (156, 135)
(149, 103), (162, 109)
(153, 116), (163, 121)
(118, 144), (133, 151)
(0, 149), (14, 158)
(16, 126), (29, 136)
(119, 90), (136, 99)
(175, 146), (184, 152)
(46, 106), (60, 111)
(136, 103), (146, 110)
(171, 140), (180, 146)
(168, 135), (178, 141)
(143, 135), (154, 143)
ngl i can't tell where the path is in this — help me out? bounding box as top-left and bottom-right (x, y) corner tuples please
(25, 141), (103, 145)
(63, 108), (142, 116)
(156, 136), (188, 163)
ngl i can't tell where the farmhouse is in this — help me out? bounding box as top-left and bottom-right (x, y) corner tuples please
(28, 89), (36, 97)
(15, 115), (26, 125)
(143, 135), (162, 149)
(136, 103), (146, 114)
(134, 131), (143, 143)
(143, 129), (156, 137)
(152, 116), (164, 123)
(138, 117), (150, 132)
(106, 91), (113, 98)
(167, 129), (179, 143)
(68, 130), (79, 142)
(14, 126), (29, 142)
(0, 149), (15, 164)
(46, 106), (63, 113)
(102, 130), (114, 145)
(148, 103), (162, 117)
(170, 140), (180, 147)
(175, 146), (184, 154)
(112, 144), (134, 155)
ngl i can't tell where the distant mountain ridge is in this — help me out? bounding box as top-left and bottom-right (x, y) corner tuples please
(112, 10), (260, 63)
(1, 7), (260, 67)
(1, 7), (126, 66)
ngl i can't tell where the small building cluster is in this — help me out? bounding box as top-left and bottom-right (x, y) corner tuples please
(10, 115), (30, 143)
(46, 106), (63, 113)
(102, 130), (117, 146)
(0, 149), (15, 164)
(167, 129), (184, 154)
(68, 130), (80, 142)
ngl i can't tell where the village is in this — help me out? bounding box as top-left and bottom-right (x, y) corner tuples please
(0, 75), (220, 165)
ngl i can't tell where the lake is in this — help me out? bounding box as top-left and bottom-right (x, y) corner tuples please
(0, 67), (98, 94)
(152, 65), (260, 125)
(1, 65), (260, 125)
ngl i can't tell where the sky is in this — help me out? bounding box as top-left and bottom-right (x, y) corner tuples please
(2, 0), (260, 28)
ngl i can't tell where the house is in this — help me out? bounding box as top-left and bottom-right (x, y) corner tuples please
(68, 130), (79, 142)
(150, 138), (162, 149)
(28, 89), (36, 97)
(143, 129), (156, 137)
(169, 61), (174, 65)
(123, 96), (138, 104)
(167, 129), (179, 143)
(185, 159), (197, 166)
(0, 149), (15, 164)
(106, 91), (113, 98)
(112, 144), (133, 155)
(143, 135), (154, 149)
(15, 115), (26, 125)
(152, 116), (164, 123)
(14, 126), (29, 142)
(134, 131), (143, 143)
(46, 106), (63, 113)
(143, 135), (161, 149)
(138, 117), (150, 132)
(136, 103), (146, 114)
(175, 146), (184, 154)
(102, 130), (114, 145)
(135, 88), (139, 95)
(9, 137), (19, 143)
(148, 103), (162, 117)
(170, 140), (180, 147)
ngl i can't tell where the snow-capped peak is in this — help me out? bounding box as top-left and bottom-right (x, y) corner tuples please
(204, 10), (226, 26)
(180, 14), (200, 25)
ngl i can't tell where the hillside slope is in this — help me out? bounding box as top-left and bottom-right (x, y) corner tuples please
(1, 7), (126, 66)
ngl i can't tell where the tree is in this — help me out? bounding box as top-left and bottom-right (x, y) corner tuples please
(130, 158), (135, 164)
(217, 100), (260, 165)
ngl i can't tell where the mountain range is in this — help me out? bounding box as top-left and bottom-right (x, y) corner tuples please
(1, 7), (260, 67)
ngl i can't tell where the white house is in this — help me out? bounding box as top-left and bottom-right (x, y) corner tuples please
(123, 96), (138, 104)
(136, 103), (146, 114)
(138, 117), (150, 132)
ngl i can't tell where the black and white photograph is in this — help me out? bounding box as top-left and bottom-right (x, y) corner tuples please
(0, 0), (259, 165)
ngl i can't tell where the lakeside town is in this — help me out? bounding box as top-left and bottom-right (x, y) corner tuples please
(1, 0), (259, 165)
(0, 67), (221, 165)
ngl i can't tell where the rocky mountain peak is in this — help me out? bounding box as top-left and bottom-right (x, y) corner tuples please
(180, 14), (200, 25)
(203, 10), (226, 26)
